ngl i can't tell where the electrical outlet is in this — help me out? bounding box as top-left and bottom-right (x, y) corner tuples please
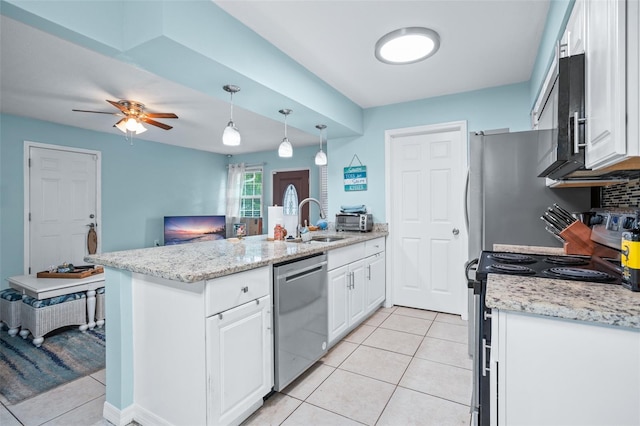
(154, 239), (160, 247)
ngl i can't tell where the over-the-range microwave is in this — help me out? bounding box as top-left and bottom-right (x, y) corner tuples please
(336, 213), (373, 232)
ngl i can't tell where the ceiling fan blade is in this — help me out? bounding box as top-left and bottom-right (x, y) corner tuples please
(113, 118), (126, 127)
(141, 117), (173, 130)
(145, 112), (178, 119)
(106, 100), (128, 113)
(72, 109), (118, 115)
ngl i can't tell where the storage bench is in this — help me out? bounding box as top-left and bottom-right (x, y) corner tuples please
(0, 289), (23, 336)
(19, 292), (87, 347)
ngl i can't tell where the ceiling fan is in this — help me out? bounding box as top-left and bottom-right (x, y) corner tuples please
(73, 100), (178, 134)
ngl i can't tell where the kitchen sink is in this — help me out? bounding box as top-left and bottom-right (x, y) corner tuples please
(310, 236), (345, 243)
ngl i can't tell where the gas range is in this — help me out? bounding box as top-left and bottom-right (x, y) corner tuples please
(476, 251), (623, 285)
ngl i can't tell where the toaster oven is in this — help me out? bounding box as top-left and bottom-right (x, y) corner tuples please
(336, 213), (373, 232)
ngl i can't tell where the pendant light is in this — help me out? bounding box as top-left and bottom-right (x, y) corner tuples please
(222, 85), (241, 146)
(278, 109), (293, 158)
(315, 124), (328, 166)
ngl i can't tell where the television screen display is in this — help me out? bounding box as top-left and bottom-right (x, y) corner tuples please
(164, 215), (226, 245)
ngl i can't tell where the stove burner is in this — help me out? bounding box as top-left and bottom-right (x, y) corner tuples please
(542, 267), (616, 282)
(488, 253), (536, 264)
(544, 256), (589, 266)
(487, 263), (536, 275)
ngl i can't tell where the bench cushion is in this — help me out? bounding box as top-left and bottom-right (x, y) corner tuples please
(0, 289), (23, 302)
(22, 292), (85, 308)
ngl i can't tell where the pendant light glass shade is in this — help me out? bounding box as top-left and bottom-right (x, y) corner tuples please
(222, 85), (241, 146)
(315, 124), (328, 166)
(223, 122), (241, 146)
(278, 109), (293, 158)
(278, 138), (293, 157)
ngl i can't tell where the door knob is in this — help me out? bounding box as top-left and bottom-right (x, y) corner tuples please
(452, 228), (460, 236)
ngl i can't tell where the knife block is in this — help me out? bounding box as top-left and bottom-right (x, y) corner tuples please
(560, 221), (620, 258)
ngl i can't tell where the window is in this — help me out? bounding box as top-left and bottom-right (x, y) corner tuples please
(240, 167), (263, 217)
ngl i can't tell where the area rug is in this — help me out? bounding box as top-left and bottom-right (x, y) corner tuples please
(0, 325), (105, 404)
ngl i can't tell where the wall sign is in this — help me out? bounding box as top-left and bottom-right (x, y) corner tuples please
(344, 154), (367, 191)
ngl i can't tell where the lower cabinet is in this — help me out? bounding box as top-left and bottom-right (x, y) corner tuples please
(365, 251), (386, 312)
(491, 310), (640, 426)
(206, 295), (272, 426)
(328, 259), (366, 343)
(328, 237), (386, 345)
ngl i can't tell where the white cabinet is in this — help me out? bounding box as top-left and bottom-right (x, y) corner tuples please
(365, 238), (386, 312)
(206, 295), (272, 426)
(491, 310), (640, 426)
(584, 0), (628, 169)
(328, 259), (366, 344)
(562, 0), (586, 56)
(328, 237), (386, 345)
(131, 267), (272, 426)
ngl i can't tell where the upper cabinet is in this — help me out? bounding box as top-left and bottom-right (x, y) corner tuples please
(584, 0), (629, 169)
(562, 0), (586, 56)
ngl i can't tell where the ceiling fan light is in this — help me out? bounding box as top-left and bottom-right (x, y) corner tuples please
(125, 117), (139, 132)
(135, 121), (147, 134)
(375, 27), (440, 64)
(223, 122), (241, 146)
(115, 120), (127, 133)
(278, 138), (293, 158)
(315, 150), (327, 166)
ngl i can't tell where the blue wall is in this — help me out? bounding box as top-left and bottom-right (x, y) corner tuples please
(0, 114), (227, 288)
(328, 82), (533, 221)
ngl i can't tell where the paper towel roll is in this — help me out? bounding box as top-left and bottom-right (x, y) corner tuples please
(268, 206), (284, 239)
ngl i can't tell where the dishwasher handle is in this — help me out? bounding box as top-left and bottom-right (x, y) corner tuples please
(279, 261), (328, 282)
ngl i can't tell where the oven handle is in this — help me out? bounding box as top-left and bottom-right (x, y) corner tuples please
(482, 338), (491, 377)
(465, 258), (479, 289)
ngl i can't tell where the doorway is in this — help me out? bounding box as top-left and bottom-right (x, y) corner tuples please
(24, 142), (101, 274)
(385, 121), (468, 316)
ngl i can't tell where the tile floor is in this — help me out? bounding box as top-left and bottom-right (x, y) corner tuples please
(0, 306), (471, 426)
(243, 306), (472, 426)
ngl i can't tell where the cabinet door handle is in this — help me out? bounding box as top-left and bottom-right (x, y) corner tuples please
(241, 286), (249, 293)
(482, 338), (491, 377)
(367, 265), (371, 280)
(572, 111), (587, 154)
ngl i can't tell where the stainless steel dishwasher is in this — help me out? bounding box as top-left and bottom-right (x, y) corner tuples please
(273, 253), (328, 391)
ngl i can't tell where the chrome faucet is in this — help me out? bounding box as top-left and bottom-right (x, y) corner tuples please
(297, 197), (326, 238)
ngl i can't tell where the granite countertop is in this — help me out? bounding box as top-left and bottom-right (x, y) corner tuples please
(486, 274), (640, 329)
(85, 231), (387, 283)
(493, 244), (565, 256)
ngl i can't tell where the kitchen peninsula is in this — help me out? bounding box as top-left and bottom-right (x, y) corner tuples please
(85, 231), (387, 426)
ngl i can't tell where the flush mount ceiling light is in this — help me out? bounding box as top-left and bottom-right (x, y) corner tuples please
(315, 124), (328, 166)
(278, 109), (293, 158)
(375, 27), (440, 65)
(222, 84), (241, 146)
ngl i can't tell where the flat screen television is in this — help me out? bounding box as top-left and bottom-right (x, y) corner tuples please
(163, 215), (226, 245)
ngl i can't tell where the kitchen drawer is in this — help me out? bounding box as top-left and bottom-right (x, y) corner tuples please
(328, 242), (365, 270)
(205, 266), (270, 316)
(364, 237), (385, 257)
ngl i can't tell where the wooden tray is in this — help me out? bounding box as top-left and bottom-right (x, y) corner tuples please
(37, 266), (104, 279)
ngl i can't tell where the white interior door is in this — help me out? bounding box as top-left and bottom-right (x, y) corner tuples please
(387, 122), (467, 315)
(27, 144), (100, 274)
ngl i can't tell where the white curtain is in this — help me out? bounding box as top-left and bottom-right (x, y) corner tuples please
(226, 162), (245, 237)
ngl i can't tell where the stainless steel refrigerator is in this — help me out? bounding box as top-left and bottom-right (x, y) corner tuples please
(467, 129), (591, 259)
(465, 129), (591, 425)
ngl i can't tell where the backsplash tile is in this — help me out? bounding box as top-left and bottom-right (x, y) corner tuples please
(601, 180), (640, 208)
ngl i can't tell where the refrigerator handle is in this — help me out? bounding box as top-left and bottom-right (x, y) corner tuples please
(464, 168), (470, 233)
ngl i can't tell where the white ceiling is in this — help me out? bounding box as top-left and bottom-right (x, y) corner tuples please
(0, 1), (550, 154)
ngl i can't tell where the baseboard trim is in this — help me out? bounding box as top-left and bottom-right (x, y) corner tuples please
(134, 405), (173, 426)
(103, 401), (135, 426)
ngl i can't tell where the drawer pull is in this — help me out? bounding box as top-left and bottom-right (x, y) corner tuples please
(241, 286), (249, 293)
(218, 313), (223, 320)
